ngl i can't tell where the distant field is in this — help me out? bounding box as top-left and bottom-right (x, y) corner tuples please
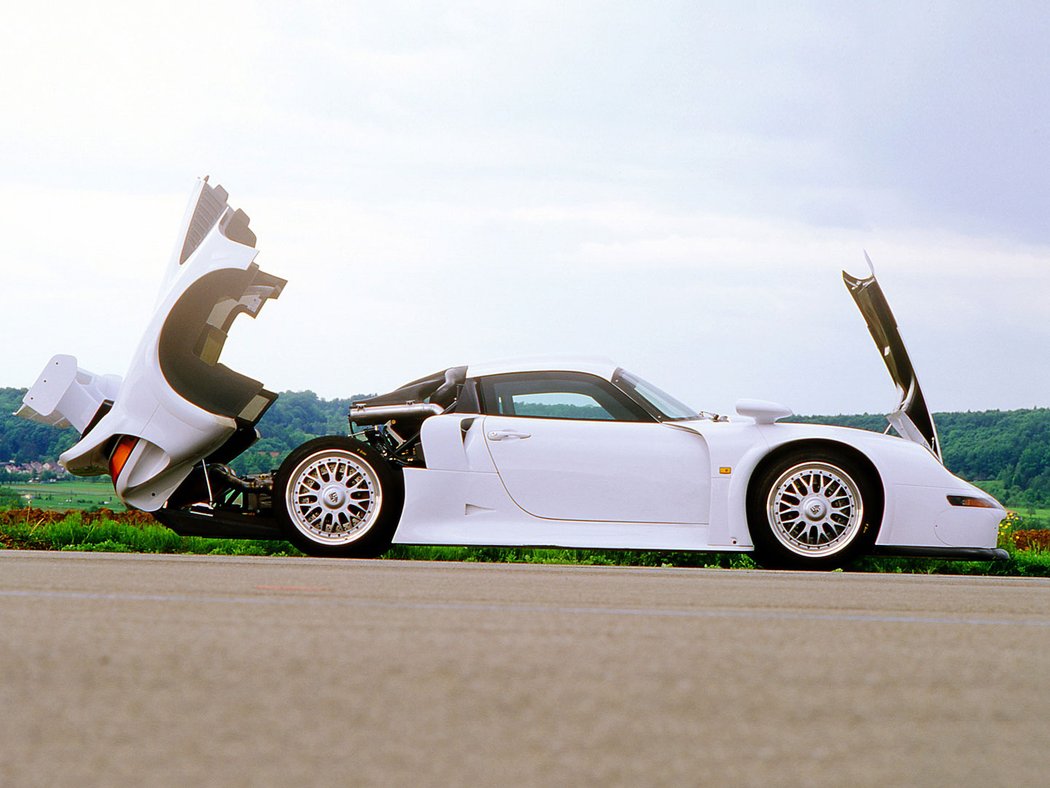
(1, 479), (125, 511)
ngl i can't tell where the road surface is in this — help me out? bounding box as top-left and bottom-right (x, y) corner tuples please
(1, 551), (1048, 786)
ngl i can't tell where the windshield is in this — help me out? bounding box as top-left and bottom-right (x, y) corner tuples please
(613, 369), (699, 421)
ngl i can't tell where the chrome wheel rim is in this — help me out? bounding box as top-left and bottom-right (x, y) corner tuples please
(766, 462), (863, 557)
(285, 450), (382, 545)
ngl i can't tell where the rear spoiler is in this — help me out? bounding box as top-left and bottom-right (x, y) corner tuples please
(16, 355), (121, 434)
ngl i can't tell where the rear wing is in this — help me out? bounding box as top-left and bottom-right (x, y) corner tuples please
(16, 355), (121, 434)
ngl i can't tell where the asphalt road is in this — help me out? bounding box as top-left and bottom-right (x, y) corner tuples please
(1, 552), (1048, 787)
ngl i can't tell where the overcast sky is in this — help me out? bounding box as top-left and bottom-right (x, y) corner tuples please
(2, 1), (1049, 417)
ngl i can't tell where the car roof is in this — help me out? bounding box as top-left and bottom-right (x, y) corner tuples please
(465, 356), (619, 380)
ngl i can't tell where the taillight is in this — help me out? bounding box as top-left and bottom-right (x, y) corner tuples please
(108, 436), (140, 480)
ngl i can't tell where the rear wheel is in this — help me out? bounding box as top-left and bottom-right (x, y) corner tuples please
(273, 437), (403, 557)
(747, 449), (881, 570)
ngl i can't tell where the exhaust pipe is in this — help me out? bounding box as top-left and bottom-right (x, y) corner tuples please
(349, 402), (444, 425)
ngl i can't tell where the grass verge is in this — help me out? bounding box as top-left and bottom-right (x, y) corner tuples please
(385, 544), (761, 569)
(1, 508), (1048, 575)
(0, 509), (300, 557)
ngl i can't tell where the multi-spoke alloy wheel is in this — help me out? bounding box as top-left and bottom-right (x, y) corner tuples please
(747, 449), (882, 569)
(286, 450), (382, 545)
(766, 462), (862, 557)
(273, 437), (402, 557)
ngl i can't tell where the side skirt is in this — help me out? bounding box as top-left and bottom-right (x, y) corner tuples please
(872, 545), (1009, 561)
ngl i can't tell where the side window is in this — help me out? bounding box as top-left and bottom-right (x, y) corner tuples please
(510, 390), (612, 420)
(479, 372), (651, 422)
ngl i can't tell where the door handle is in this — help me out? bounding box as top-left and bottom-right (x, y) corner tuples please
(487, 429), (532, 441)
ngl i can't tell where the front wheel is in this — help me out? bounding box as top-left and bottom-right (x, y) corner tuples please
(273, 437), (403, 558)
(747, 449), (881, 570)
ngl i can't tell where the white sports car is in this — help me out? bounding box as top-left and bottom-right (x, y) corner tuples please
(18, 179), (1007, 569)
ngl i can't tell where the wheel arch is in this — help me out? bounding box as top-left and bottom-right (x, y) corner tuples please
(272, 435), (405, 557)
(745, 438), (886, 537)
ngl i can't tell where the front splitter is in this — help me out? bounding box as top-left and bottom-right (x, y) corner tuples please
(872, 545), (1010, 561)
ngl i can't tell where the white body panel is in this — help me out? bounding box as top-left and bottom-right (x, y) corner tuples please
(67, 219), (259, 508)
(483, 416), (709, 523)
(392, 411), (1003, 553)
(466, 356), (619, 380)
(18, 179), (284, 511)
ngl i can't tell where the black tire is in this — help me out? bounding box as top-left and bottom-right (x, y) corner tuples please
(747, 448), (882, 570)
(273, 436), (403, 558)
